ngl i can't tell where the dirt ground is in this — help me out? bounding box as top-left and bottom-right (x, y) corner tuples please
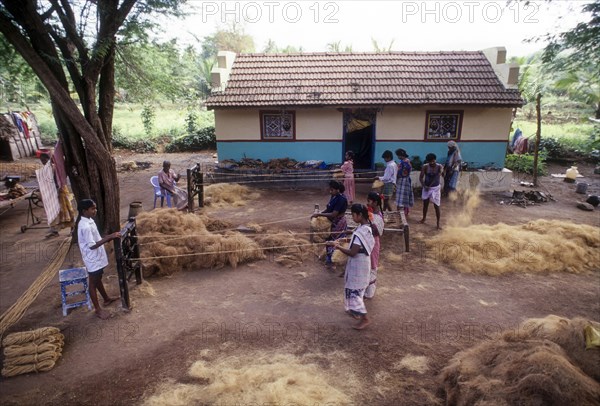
(0, 152), (598, 405)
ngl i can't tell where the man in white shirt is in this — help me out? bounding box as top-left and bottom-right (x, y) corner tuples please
(378, 150), (398, 212)
(77, 199), (121, 319)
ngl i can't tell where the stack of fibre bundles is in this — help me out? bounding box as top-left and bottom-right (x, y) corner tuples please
(1, 326), (64, 377)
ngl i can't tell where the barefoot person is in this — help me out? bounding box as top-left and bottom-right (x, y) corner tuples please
(419, 153), (443, 230)
(395, 148), (414, 217)
(329, 203), (374, 330)
(443, 141), (462, 197)
(341, 150), (356, 205)
(365, 192), (384, 300)
(76, 199), (121, 319)
(158, 160), (188, 210)
(312, 180), (348, 270)
(378, 150), (398, 213)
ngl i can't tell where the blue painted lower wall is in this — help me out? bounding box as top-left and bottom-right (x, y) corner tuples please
(217, 141), (508, 169)
(374, 142), (508, 169)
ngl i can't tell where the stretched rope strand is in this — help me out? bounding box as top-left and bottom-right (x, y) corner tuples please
(134, 241), (324, 261)
(139, 230), (333, 244)
(0, 238), (72, 338)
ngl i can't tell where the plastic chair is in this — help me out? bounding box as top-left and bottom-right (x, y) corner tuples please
(59, 267), (92, 316)
(150, 176), (172, 208)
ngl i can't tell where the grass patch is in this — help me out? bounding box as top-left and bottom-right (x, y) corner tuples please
(511, 119), (595, 141)
(29, 102), (215, 144)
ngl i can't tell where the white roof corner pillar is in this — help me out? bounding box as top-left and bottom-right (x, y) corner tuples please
(482, 46), (520, 89)
(210, 51), (237, 92)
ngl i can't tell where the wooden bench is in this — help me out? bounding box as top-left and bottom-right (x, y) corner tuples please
(383, 211), (410, 252)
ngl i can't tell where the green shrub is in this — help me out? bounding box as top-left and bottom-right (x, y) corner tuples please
(505, 153), (547, 175)
(36, 119), (58, 145)
(538, 137), (565, 158)
(112, 127), (157, 152)
(165, 126), (216, 152)
(141, 104), (155, 136)
(410, 155), (423, 171)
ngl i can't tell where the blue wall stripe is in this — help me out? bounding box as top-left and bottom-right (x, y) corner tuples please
(217, 141), (508, 169)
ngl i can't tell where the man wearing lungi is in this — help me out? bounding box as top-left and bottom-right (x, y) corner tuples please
(419, 153), (443, 230)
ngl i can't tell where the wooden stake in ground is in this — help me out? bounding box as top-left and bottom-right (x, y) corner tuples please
(533, 93), (542, 186)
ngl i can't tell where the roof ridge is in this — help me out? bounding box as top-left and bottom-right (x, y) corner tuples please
(239, 50), (484, 57)
(206, 50), (524, 108)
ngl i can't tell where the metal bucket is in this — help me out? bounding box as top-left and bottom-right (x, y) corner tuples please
(576, 183), (588, 194)
(128, 201), (143, 218)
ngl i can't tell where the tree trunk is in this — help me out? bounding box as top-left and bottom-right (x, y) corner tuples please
(0, 0), (132, 234)
(52, 101), (120, 234)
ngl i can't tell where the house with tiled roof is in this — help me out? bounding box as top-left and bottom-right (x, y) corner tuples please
(205, 47), (524, 169)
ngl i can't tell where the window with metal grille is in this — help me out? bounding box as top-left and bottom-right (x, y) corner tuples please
(260, 111), (295, 140)
(425, 111), (463, 140)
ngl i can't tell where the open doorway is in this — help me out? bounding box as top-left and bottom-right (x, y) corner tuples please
(343, 110), (376, 169)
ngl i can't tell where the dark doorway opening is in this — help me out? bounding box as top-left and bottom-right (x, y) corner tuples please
(343, 110), (376, 170)
(0, 139), (12, 160)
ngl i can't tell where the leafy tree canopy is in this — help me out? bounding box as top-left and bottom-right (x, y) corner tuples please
(201, 22), (255, 59)
(0, 0), (186, 231)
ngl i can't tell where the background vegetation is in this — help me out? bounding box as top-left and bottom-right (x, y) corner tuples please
(2, 2), (599, 166)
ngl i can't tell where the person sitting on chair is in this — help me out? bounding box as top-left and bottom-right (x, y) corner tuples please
(158, 161), (188, 209)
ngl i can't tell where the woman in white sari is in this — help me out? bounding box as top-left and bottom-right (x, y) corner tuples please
(329, 203), (375, 330)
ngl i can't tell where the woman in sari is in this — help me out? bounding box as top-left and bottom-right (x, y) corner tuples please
(329, 203), (374, 330)
(443, 141), (462, 197)
(365, 192), (384, 300)
(395, 148), (414, 217)
(340, 150), (355, 204)
(312, 180), (348, 269)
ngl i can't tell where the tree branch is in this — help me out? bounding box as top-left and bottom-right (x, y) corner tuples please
(0, 12), (111, 164)
(50, 0), (90, 66)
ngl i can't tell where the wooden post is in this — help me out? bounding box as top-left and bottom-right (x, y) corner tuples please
(533, 93), (542, 186)
(187, 167), (193, 212)
(114, 236), (131, 310)
(130, 219), (142, 285)
(198, 171), (204, 208)
(399, 210), (409, 252)
(187, 164), (204, 211)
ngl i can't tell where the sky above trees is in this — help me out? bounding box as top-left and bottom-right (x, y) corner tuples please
(156, 0), (590, 57)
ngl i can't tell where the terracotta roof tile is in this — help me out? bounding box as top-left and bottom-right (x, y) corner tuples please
(206, 52), (524, 108)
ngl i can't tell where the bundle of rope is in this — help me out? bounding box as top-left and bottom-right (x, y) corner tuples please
(310, 216), (332, 243)
(1, 326), (64, 377)
(0, 237), (72, 337)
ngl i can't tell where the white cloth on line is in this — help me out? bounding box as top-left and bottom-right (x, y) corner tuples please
(35, 162), (60, 225)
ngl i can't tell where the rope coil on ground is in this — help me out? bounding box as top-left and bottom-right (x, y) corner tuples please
(2, 327), (61, 347)
(4, 334), (65, 357)
(1, 358), (57, 376)
(1, 327), (65, 377)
